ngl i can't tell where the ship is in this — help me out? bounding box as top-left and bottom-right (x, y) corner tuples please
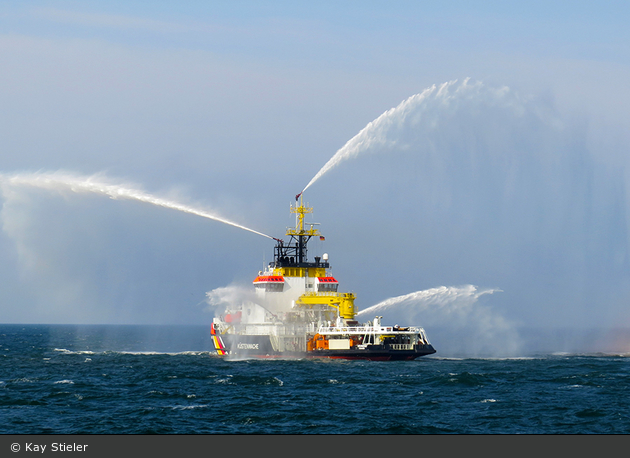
(211, 194), (436, 360)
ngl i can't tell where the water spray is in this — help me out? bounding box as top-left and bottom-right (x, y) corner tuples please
(300, 79), (471, 194)
(0, 171), (276, 240)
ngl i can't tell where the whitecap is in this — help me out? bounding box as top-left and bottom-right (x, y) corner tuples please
(53, 348), (95, 355)
(171, 404), (209, 410)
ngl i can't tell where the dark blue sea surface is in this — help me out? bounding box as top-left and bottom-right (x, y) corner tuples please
(1, 324), (629, 434)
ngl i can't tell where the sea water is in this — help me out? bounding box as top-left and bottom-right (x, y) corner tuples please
(1, 324), (629, 434)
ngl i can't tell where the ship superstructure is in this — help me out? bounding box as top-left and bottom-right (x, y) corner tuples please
(211, 195), (436, 360)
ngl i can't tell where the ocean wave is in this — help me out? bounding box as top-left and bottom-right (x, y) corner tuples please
(426, 355), (538, 361)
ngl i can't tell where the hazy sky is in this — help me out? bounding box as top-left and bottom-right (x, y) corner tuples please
(1, 2), (630, 353)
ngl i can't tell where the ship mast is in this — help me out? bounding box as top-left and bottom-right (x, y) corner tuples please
(288, 193), (319, 264)
(271, 193), (327, 269)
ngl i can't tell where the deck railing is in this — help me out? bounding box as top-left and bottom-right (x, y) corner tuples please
(317, 325), (423, 334)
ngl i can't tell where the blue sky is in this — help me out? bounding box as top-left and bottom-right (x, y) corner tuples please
(1, 2), (630, 354)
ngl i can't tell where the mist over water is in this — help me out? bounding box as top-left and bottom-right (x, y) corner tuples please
(0, 171), (272, 324)
(205, 284), (257, 314)
(301, 78), (630, 354)
(357, 285), (521, 357)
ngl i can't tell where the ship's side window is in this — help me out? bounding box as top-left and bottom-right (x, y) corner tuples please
(265, 283), (284, 292)
(255, 281), (284, 292)
(317, 283), (338, 292)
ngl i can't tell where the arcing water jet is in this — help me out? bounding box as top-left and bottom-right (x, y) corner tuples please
(0, 171), (274, 240)
(358, 286), (522, 357)
(301, 78), (500, 194)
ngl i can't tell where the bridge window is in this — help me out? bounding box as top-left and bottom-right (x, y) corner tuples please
(254, 282), (284, 292)
(317, 283), (338, 292)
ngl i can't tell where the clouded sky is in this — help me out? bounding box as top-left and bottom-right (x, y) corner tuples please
(1, 2), (630, 353)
